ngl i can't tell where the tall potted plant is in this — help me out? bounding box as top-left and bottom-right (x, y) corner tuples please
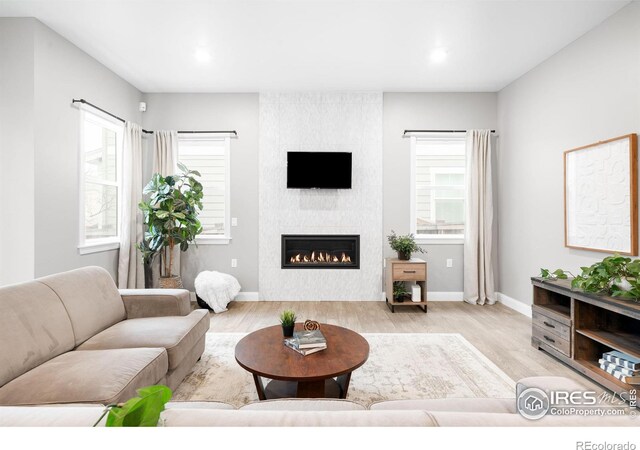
(138, 163), (204, 288)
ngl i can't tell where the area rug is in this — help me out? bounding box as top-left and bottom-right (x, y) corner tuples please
(172, 333), (516, 407)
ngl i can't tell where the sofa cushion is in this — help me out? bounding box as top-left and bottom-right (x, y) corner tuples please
(160, 409), (438, 427)
(76, 310), (209, 370)
(38, 266), (126, 346)
(0, 280), (75, 387)
(370, 398), (516, 413)
(0, 348), (168, 406)
(428, 411), (639, 427)
(240, 399), (366, 411)
(0, 406), (108, 427)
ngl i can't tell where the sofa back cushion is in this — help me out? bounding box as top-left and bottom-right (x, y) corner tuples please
(38, 267), (126, 346)
(0, 281), (75, 387)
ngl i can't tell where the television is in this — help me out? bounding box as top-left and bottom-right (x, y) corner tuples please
(287, 152), (352, 189)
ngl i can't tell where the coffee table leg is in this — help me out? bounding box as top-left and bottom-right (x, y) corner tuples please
(336, 372), (352, 399)
(253, 374), (267, 400)
(296, 380), (325, 398)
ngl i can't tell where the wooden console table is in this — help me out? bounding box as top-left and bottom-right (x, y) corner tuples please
(385, 258), (427, 313)
(531, 277), (640, 401)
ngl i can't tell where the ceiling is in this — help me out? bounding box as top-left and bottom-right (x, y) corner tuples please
(0, 0), (630, 93)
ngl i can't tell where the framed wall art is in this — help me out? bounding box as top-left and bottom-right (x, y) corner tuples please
(564, 134), (638, 255)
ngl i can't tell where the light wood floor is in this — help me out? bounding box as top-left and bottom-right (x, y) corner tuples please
(206, 300), (603, 393)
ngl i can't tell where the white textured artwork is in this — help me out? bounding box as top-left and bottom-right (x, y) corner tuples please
(565, 136), (635, 254)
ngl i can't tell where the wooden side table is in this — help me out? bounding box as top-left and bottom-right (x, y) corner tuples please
(385, 258), (427, 313)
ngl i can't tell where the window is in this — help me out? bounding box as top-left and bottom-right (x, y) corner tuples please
(78, 109), (123, 254)
(411, 137), (466, 241)
(178, 136), (231, 244)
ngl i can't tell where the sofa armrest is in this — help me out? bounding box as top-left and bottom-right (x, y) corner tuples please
(119, 289), (192, 319)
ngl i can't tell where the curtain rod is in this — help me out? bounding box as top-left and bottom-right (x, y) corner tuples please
(71, 99), (238, 137)
(403, 129), (496, 135)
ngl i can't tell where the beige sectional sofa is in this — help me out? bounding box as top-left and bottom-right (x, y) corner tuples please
(0, 266), (209, 406)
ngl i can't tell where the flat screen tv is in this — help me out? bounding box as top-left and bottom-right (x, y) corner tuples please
(287, 152), (352, 189)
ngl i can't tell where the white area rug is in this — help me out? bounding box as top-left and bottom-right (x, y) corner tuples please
(173, 332), (516, 407)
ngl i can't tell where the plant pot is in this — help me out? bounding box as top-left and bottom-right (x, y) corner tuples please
(397, 251), (411, 261)
(159, 275), (183, 289)
(282, 324), (295, 337)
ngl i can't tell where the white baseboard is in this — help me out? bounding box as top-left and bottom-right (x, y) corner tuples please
(497, 291), (532, 317)
(380, 291), (463, 301)
(427, 291), (464, 301)
(235, 292), (259, 301)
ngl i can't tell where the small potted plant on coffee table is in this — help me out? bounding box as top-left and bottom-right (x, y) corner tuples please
(280, 309), (296, 337)
(387, 230), (425, 260)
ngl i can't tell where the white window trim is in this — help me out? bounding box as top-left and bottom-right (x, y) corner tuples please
(410, 136), (466, 245)
(77, 108), (123, 254)
(178, 134), (232, 244)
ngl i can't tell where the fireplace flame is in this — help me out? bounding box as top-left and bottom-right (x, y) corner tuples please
(289, 251), (352, 264)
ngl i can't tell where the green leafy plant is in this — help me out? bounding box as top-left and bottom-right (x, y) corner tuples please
(137, 163), (204, 278)
(387, 230), (425, 258)
(540, 255), (640, 302)
(393, 281), (409, 300)
(93, 385), (172, 427)
(571, 255), (640, 301)
(280, 309), (297, 326)
(539, 268), (572, 280)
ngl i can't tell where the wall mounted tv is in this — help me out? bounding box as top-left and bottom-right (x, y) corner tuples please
(287, 152), (352, 189)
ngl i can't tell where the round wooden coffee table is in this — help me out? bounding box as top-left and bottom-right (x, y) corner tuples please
(235, 323), (369, 400)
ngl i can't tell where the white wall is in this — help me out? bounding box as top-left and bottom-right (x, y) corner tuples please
(259, 93), (383, 300)
(383, 93), (498, 293)
(141, 93), (259, 291)
(0, 19), (35, 285)
(497, 1), (640, 305)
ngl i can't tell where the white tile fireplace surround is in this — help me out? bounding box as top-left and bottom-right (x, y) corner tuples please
(259, 93), (383, 301)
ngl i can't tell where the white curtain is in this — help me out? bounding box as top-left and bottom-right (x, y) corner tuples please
(118, 121), (144, 288)
(463, 129), (496, 305)
(153, 131), (180, 279)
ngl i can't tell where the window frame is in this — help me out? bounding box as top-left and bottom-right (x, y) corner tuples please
(77, 108), (124, 255)
(410, 135), (466, 245)
(177, 134), (232, 245)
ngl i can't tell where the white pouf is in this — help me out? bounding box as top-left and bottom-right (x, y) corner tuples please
(194, 271), (241, 313)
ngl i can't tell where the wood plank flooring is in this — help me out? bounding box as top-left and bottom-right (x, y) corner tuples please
(205, 300), (604, 393)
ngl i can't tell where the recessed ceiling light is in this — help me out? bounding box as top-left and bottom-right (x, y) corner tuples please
(194, 48), (211, 64)
(430, 48), (448, 63)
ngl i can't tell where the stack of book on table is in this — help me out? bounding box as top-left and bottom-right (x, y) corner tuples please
(284, 329), (327, 356)
(599, 350), (640, 385)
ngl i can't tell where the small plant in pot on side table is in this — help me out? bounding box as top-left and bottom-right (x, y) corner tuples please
(280, 309), (296, 337)
(387, 230), (425, 260)
(393, 281), (410, 303)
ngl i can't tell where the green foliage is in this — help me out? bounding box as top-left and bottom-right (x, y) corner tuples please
(387, 230), (425, 256)
(393, 281), (409, 300)
(541, 255), (640, 302)
(137, 162), (204, 277)
(539, 268), (570, 280)
(280, 309), (296, 326)
(94, 385), (172, 427)
(571, 255), (640, 301)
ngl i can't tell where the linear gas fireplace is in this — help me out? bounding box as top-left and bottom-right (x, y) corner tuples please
(281, 235), (360, 269)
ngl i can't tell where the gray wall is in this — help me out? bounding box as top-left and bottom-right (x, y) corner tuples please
(0, 19), (36, 285)
(497, 1), (640, 305)
(141, 93), (260, 291)
(32, 20), (143, 279)
(383, 93), (498, 292)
